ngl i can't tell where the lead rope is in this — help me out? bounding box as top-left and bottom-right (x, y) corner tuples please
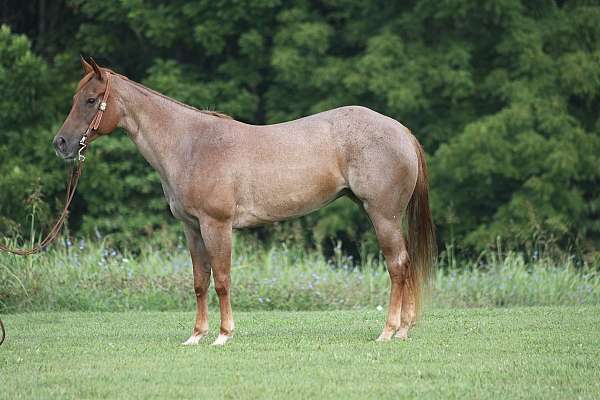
(0, 72), (111, 346)
(0, 162), (83, 256)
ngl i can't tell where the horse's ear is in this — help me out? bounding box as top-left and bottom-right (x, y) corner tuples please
(80, 55), (93, 75)
(88, 57), (103, 81)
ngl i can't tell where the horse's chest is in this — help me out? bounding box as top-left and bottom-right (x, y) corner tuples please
(168, 197), (187, 220)
(161, 182), (194, 223)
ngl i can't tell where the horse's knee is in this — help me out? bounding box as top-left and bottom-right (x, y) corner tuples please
(194, 283), (208, 298)
(214, 275), (230, 297)
(193, 270), (211, 297)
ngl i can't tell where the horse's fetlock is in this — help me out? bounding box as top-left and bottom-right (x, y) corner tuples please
(220, 326), (234, 336)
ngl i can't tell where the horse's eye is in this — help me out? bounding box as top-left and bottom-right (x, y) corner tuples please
(87, 98), (96, 104)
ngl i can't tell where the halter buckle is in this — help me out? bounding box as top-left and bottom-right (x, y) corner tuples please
(78, 136), (87, 162)
(99, 102), (107, 111)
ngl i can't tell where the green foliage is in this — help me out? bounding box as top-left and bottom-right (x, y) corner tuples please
(1, 240), (598, 313)
(0, 26), (66, 239)
(430, 2), (600, 254)
(0, 1), (599, 256)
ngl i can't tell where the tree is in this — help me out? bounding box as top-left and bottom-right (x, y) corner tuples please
(0, 1), (598, 257)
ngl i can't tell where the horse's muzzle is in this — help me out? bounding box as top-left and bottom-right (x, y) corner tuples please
(53, 135), (77, 160)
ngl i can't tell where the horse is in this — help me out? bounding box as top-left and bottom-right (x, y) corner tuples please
(53, 57), (436, 345)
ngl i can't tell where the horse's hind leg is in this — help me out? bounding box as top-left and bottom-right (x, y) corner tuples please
(367, 210), (409, 342)
(395, 281), (416, 340)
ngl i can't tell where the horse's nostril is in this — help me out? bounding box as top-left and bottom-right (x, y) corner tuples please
(54, 136), (67, 152)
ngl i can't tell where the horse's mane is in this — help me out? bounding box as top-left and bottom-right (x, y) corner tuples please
(77, 69), (232, 120)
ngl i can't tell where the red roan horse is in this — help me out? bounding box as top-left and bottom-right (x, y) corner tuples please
(53, 58), (436, 345)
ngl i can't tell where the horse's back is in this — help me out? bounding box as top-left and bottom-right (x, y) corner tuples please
(241, 105), (415, 163)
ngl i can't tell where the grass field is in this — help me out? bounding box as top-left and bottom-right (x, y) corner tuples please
(1, 307), (599, 399)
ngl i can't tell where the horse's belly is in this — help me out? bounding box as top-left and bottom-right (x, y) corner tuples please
(232, 167), (346, 228)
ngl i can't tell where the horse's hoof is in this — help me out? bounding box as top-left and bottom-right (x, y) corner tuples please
(376, 334), (392, 342)
(394, 328), (409, 340)
(182, 333), (207, 346)
(376, 327), (396, 342)
(211, 333), (233, 346)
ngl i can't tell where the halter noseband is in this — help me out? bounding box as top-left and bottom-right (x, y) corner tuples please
(78, 72), (112, 162)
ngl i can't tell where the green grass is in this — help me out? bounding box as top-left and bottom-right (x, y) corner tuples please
(0, 307), (599, 399)
(1, 240), (599, 313)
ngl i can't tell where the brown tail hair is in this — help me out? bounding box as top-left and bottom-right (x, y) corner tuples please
(406, 136), (437, 317)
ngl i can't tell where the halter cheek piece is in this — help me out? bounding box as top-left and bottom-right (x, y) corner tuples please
(78, 72), (112, 162)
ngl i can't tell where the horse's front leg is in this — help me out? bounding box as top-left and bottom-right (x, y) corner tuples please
(182, 224), (211, 345)
(200, 218), (234, 346)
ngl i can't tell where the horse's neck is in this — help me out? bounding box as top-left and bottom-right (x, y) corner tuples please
(115, 76), (210, 182)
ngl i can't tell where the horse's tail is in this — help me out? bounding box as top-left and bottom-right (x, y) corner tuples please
(406, 135), (437, 317)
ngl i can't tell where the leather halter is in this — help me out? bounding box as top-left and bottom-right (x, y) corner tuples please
(78, 72), (112, 162)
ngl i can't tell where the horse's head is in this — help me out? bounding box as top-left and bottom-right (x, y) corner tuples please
(53, 57), (120, 160)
